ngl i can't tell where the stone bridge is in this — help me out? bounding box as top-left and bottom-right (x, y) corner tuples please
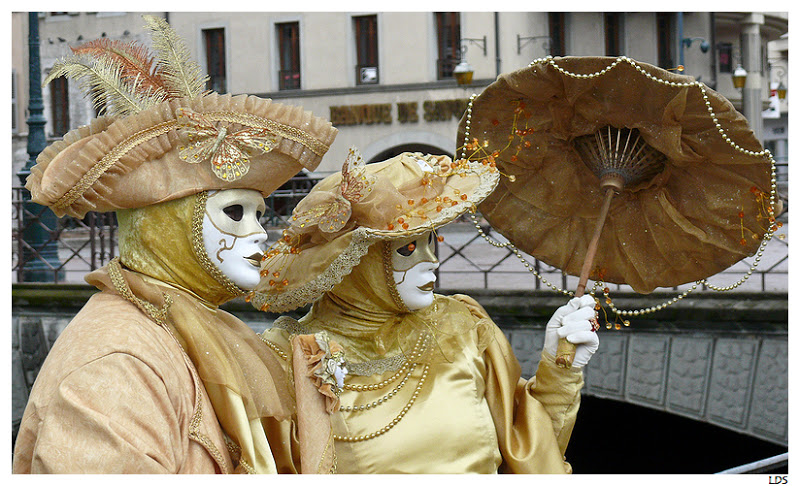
(13, 285), (787, 455)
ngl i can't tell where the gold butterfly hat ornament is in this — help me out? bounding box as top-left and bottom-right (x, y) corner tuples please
(26, 15), (337, 218)
(248, 147), (500, 313)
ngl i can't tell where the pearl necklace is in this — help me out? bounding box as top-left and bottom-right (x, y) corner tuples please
(333, 363), (429, 443)
(334, 332), (431, 442)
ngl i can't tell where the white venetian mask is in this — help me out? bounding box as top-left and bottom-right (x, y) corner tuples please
(390, 232), (439, 311)
(202, 189), (268, 290)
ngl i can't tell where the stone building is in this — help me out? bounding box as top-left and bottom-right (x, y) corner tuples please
(11, 11), (789, 180)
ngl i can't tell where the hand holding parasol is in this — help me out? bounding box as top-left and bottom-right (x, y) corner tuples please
(457, 56), (779, 367)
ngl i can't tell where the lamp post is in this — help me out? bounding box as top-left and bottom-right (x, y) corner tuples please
(17, 12), (63, 282)
(677, 12), (709, 74)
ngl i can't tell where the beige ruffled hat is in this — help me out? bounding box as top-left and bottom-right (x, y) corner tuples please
(26, 15), (337, 218)
(248, 148), (499, 313)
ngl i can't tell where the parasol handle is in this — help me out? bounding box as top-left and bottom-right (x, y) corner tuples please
(556, 186), (616, 368)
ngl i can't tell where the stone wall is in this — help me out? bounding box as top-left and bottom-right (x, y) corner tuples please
(12, 285), (787, 447)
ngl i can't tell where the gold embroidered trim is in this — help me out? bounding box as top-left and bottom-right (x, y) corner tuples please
(318, 431), (337, 474)
(269, 317), (412, 376)
(191, 191), (245, 297)
(381, 241), (410, 313)
(209, 111), (330, 157)
(222, 435), (256, 473)
(54, 121), (178, 212)
(108, 257), (173, 326)
(249, 229), (380, 313)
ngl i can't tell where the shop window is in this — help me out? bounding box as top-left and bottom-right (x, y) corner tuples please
(717, 43), (733, 73)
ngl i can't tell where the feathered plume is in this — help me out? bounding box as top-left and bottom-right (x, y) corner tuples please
(43, 15), (209, 117)
(44, 54), (166, 116)
(71, 38), (168, 97)
(143, 15), (209, 100)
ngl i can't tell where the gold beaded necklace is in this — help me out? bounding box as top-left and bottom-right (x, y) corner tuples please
(334, 331), (431, 442)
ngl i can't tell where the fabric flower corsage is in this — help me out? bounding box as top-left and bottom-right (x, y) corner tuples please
(295, 331), (348, 413)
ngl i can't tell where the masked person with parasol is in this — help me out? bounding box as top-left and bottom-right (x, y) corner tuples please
(13, 16), (337, 474)
(249, 148), (600, 473)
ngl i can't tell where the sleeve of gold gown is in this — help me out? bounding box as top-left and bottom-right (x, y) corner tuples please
(452, 294), (583, 474)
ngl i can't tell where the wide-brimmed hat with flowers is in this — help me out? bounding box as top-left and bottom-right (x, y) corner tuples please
(248, 148), (499, 313)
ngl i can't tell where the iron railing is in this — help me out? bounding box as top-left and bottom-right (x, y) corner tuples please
(12, 180), (789, 291)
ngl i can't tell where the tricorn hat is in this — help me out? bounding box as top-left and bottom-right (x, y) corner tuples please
(26, 15), (337, 218)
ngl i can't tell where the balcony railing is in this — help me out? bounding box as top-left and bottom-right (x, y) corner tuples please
(278, 70), (301, 90)
(436, 57), (459, 80)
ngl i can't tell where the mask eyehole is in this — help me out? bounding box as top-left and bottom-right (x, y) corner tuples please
(396, 242), (416, 257)
(223, 204), (244, 222)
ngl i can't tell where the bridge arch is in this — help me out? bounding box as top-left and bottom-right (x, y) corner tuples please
(360, 130), (455, 163)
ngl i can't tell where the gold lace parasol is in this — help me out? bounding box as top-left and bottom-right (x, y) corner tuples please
(457, 56), (780, 367)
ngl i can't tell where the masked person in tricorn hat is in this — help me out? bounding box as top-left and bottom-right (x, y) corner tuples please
(13, 16), (336, 474)
(249, 148), (600, 473)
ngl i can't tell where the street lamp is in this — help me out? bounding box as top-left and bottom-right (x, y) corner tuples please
(453, 59), (474, 86)
(771, 65), (787, 99)
(453, 36), (486, 86)
(732, 65), (748, 89)
(17, 12), (63, 282)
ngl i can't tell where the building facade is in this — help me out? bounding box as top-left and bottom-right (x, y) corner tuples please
(12, 11), (789, 180)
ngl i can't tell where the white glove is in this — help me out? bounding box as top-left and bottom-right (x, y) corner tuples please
(543, 295), (600, 369)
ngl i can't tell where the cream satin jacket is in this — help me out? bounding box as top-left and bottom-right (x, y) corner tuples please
(13, 291), (235, 473)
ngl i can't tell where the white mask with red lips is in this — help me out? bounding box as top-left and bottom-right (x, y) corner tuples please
(202, 189), (268, 290)
(390, 231), (439, 311)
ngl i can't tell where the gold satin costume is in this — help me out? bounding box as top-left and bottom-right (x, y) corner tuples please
(262, 243), (584, 473)
(14, 194), (297, 473)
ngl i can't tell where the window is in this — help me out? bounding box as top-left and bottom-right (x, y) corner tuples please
(604, 12), (623, 56)
(203, 28), (226, 93)
(548, 12), (566, 57)
(718, 43), (733, 73)
(49, 76), (69, 137)
(277, 22), (301, 90)
(354, 15), (379, 85)
(656, 13), (675, 69)
(435, 12), (461, 80)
